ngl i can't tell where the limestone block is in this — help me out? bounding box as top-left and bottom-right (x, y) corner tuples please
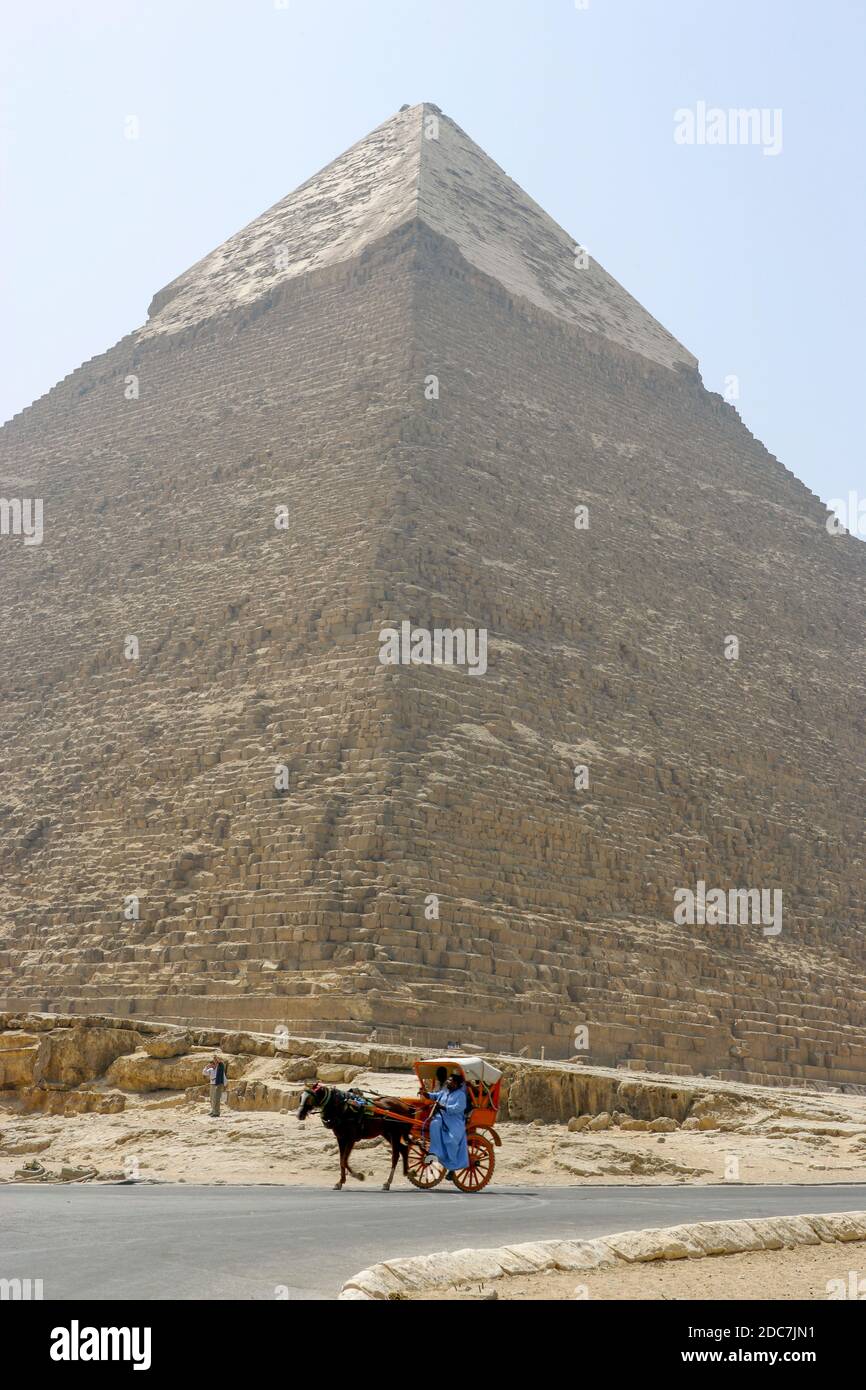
(688, 1221), (761, 1257)
(279, 1059), (318, 1083)
(33, 1027), (141, 1088)
(405, 1250), (505, 1286)
(804, 1212), (866, 1243)
(230, 1078), (299, 1111)
(316, 1064), (363, 1083)
(0, 1044), (39, 1089)
(542, 1240), (611, 1272)
(143, 1031), (192, 1058)
(604, 1225), (704, 1262)
(395, 1251), (498, 1288)
(19, 1086), (126, 1115)
(587, 1111), (612, 1131)
(341, 1266), (407, 1299)
(747, 1217), (820, 1250)
(0, 1030), (40, 1050)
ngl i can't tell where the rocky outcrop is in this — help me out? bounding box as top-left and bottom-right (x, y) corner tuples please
(17, 1088), (126, 1115)
(0, 1013), (860, 1134)
(230, 1078), (300, 1112)
(32, 1027), (141, 1088)
(0, 1032), (40, 1089)
(500, 1065), (695, 1124)
(143, 1031), (192, 1059)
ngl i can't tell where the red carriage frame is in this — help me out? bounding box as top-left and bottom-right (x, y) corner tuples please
(370, 1055), (503, 1193)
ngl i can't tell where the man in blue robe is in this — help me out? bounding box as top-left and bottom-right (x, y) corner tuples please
(425, 1073), (469, 1179)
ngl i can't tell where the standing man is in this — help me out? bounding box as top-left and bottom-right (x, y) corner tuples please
(203, 1053), (228, 1117)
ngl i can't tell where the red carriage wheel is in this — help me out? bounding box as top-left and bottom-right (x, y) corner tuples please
(405, 1136), (445, 1189)
(451, 1133), (495, 1193)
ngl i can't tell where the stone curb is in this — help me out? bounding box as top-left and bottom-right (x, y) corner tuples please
(337, 1210), (866, 1299)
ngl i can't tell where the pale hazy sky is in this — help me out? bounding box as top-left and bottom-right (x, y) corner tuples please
(1, 0), (864, 520)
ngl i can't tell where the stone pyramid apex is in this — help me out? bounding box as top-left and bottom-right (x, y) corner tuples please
(144, 103), (696, 372)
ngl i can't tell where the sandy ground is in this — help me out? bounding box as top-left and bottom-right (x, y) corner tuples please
(413, 1241), (866, 1300)
(2, 1068), (865, 1188)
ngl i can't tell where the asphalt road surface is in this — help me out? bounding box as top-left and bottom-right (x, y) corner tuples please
(3, 1183), (864, 1300)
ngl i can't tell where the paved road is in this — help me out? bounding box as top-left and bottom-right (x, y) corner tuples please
(2, 1183), (864, 1300)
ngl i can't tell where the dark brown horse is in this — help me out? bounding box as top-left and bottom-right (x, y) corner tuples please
(297, 1083), (418, 1190)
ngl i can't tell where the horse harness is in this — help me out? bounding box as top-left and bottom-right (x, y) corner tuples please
(318, 1085), (373, 1129)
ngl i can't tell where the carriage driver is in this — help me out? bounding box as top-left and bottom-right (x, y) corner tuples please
(423, 1071), (469, 1181)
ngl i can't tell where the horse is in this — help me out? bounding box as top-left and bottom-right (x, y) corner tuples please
(297, 1082), (419, 1190)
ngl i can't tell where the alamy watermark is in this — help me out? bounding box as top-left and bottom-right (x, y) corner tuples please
(0, 497), (43, 545)
(50, 1323), (151, 1370)
(378, 620), (488, 676)
(674, 102), (783, 157)
(826, 1270), (866, 1300)
(674, 881), (782, 936)
(0, 1276), (43, 1300)
(826, 492), (866, 539)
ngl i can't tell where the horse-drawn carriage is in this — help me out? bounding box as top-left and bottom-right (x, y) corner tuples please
(398, 1056), (503, 1193)
(298, 1055), (503, 1193)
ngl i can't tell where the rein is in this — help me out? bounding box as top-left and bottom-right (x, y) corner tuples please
(309, 1084), (430, 1132)
(318, 1085), (337, 1126)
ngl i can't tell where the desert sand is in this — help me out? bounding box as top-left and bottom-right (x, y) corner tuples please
(3, 1064), (865, 1189)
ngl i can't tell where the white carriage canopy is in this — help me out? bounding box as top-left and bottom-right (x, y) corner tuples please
(418, 1056), (503, 1084)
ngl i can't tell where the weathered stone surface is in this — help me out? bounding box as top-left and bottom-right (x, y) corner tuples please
(603, 1226), (705, 1262)
(748, 1216), (820, 1250)
(615, 1081), (696, 1123)
(0, 1031), (40, 1050)
(18, 1086), (126, 1116)
(804, 1212), (866, 1243)
(143, 1031), (192, 1058)
(13, 1159), (99, 1182)
(278, 1058), (319, 1083)
(545, 1240), (613, 1272)
(316, 1064), (363, 1083)
(32, 1027), (140, 1088)
(229, 1078), (298, 1111)
(105, 1050), (246, 1092)
(0, 1138), (52, 1159)
(587, 1112), (613, 1132)
(409, 1249), (507, 1283)
(0, 1044), (39, 1089)
(688, 1221), (763, 1256)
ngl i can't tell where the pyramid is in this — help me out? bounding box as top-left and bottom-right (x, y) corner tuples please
(1, 103), (864, 1086)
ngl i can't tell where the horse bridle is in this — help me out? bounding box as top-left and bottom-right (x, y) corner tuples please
(298, 1083), (336, 1125)
(298, 1083), (323, 1119)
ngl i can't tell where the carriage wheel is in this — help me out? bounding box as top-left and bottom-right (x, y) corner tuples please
(451, 1133), (495, 1193)
(405, 1137), (445, 1189)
